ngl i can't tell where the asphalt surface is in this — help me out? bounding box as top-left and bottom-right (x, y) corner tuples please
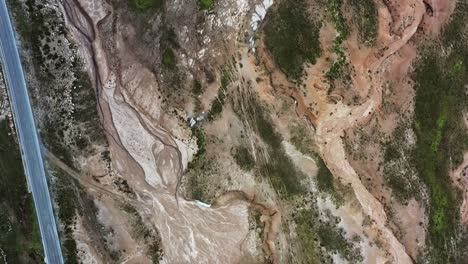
(0, 1), (64, 263)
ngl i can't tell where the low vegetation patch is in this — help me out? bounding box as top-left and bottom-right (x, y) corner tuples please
(293, 208), (325, 263)
(350, 0), (378, 46)
(317, 223), (361, 261)
(289, 122), (315, 157)
(16, 0), (108, 170)
(290, 123), (348, 204)
(159, 28), (179, 71)
(207, 69), (231, 121)
(233, 146), (255, 171)
(293, 201), (362, 263)
(52, 166), (116, 263)
(411, 2), (468, 261)
(382, 123), (423, 202)
(162, 48), (176, 69)
(192, 80), (203, 112)
(192, 80), (203, 96)
(315, 157), (346, 205)
(53, 169), (80, 263)
(452, 60), (463, 73)
(184, 128), (219, 202)
(264, 0), (322, 80)
(132, 0), (163, 11)
(0, 120), (44, 263)
(198, 0), (214, 10)
(241, 94), (306, 197)
(326, 0), (349, 80)
(412, 50), (467, 262)
(122, 204), (164, 263)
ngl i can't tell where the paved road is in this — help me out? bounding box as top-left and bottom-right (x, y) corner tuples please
(0, 1), (64, 263)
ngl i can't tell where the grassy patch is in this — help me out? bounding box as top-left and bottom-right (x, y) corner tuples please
(452, 60), (463, 74)
(264, 0), (322, 80)
(51, 165), (118, 263)
(122, 204), (151, 238)
(162, 48), (176, 69)
(53, 169), (80, 263)
(328, 0), (349, 39)
(316, 157), (342, 203)
(193, 80), (202, 96)
(241, 94), (306, 197)
(15, 0), (108, 170)
(185, 128), (213, 201)
(293, 204), (362, 263)
(192, 80), (203, 112)
(0, 120), (44, 263)
(410, 2), (468, 260)
(198, 0), (214, 10)
(8, 1), (31, 36)
(187, 164), (210, 201)
(132, 0), (163, 11)
(382, 123), (423, 202)
(5, 1), (36, 51)
(290, 122), (315, 157)
(290, 123), (348, 204)
(207, 70), (231, 121)
(326, 0), (349, 80)
(317, 223), (361, 260)
(160, 27), (179, 70)
(412, 50), (466, 261)
(30, 204), (44, 256)
(350, 0), (378, 46)
(260, 154), (306, 197)
(122, 204), (163, 263)
(71, 69), (107, 150)
(233, 146), (255, 171)
(316, 158), (334, 195)
(293, 208), (324, 263)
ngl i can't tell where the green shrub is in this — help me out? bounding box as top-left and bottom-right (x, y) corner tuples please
(193, 80), (202, 96)
(381, 124), (423, 202)
(326, 0), (349, 79)
(233, 146), (255, 171)
(132, 0), (163, 11)
(350, 0), (378, 46)
(293, 206), (362, 263)
(198, 0), (214, 10)
(207, 70), (231, 121)
(0, 120), (44, 262)
(162, 48), (176, 69)
(264, 0), (322, 80)
(242, 95), (306, 197)
(290, 123), (315, 156)
(410, 2), (468, 259)
(316, 158), (334, 195)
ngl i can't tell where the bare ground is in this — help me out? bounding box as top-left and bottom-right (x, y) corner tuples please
(52, 0), (462, 262)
